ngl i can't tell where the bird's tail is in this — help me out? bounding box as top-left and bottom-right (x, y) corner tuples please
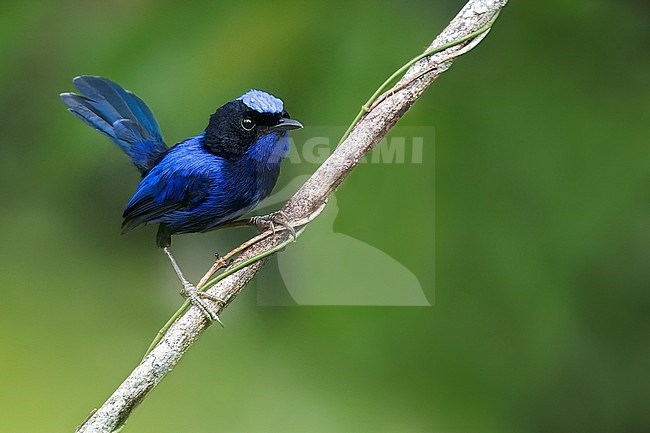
(61, 76), (168, 176)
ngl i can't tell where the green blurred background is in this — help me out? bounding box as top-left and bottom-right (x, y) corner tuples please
(1, 1), (649, 432)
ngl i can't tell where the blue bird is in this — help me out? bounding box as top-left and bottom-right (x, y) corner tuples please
(61, 76), (302, 322)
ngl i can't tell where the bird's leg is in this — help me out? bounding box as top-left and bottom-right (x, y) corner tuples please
(162, 246), (225, 326)
(250, 210), (297, 240)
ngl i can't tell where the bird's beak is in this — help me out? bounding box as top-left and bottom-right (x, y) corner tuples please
(269, 118), (303, 132)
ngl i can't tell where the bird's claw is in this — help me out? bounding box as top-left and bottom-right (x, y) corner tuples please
(180, 282), (226, 327)
(250, 210), (297, 240)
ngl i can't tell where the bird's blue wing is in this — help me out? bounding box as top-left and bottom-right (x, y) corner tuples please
(60, 76), (167, 176)
(121, 162), (213, 233)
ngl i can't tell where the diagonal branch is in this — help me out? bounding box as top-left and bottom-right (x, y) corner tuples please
(75, 1), (507, 432)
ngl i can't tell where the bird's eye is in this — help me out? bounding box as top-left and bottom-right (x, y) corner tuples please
(241, 117), (255, 131)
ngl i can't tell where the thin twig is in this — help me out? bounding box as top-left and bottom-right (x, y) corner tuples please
(368, 10), (500, 112)
(337, 9), (501, 146)
(196, 230), (272, 288)
(142, 227), (306, 358)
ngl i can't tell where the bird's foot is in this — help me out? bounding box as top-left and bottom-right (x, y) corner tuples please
(180, 282), (226, 327)
(250, 210), (296, 240)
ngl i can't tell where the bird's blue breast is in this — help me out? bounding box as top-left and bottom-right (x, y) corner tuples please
(246, 131), (290, 165)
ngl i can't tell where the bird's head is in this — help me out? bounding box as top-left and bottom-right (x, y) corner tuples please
(202, 90), (302, 160)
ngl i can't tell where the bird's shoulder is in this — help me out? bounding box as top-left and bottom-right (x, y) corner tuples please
(158, 134), (222, 166)
(138, 136), (222, 194)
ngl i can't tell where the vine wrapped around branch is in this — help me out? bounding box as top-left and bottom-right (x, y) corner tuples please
(75, 1), (507, 432)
